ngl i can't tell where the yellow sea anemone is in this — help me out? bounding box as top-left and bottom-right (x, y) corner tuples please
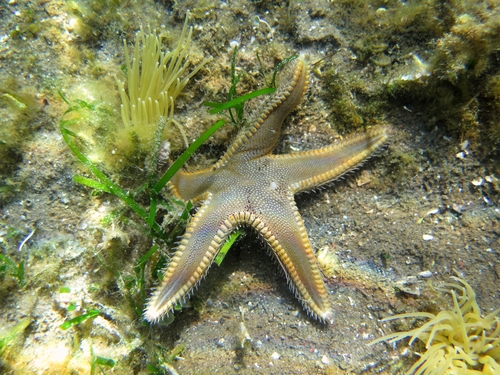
(116, 12), (209, 151)
(370, 277), (500, 375)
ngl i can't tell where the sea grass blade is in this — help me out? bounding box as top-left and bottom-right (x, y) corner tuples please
(72, 175), (113, 194)
(153, 119), (227, 194)
(59, 309), (101, 330)
(205, 88), (276, 115)
(214, 230), (242, 266)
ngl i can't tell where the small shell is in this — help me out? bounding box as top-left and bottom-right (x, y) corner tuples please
(419, 270), (433, 278)
(471, 177), (483, 186)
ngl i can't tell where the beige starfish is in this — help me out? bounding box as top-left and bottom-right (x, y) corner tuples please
(145, 55), (390, 324)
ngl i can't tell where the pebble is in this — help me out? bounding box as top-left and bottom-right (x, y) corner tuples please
(426, 208), (439, 215)
(419, 270), (433, 278)
(471, 177), (483, 186)
(451, 203), (465, 214)
(271, 352), (281, 360)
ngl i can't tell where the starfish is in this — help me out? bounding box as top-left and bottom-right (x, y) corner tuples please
(145, 55), (390, 324)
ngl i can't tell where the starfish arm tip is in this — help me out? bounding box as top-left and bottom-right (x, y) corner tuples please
(143, 290), (175, 323)
(321, 310), (335, 325)
(143, 308), (161, 323)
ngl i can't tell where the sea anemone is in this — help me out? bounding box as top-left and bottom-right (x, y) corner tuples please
(116, 12), (209, 150)
(370, 277), (500, 374)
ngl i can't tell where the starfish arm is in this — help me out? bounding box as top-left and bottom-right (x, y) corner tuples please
(271, 126), (390, 193)
(210, 55), (310, 169)
(144, 192), (233, 322)
(236, 195), (334, 323)
(168, 168), (216, 202)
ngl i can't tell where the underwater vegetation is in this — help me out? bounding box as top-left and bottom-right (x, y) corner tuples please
(371, 277), (500, 374)
(315, 0), (500, 162)
(0, 319), (31, 359)
(0, 253), (25, 288)
(0, 84), (41, 177)
(383, 1), (500, 152)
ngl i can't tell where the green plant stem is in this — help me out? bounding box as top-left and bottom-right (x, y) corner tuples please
(59, 309), (101, 330)
(153, 119), (227, 194)
(204, 88), (276, 115)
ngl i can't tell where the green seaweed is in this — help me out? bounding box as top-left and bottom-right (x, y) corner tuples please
(59, 309), (101, 330)
(204, 48), (296, 127)
(146, 344), (186, 374)
(94, 356), (115, 367)
(214, 230), (243, 266)
(152, 119), (227, 195)
(59, 92), (234, 243)
(0, 254), (26, 287)
(0, 318), (31, 356)
(205, 89), (276, 117)
(90, 343), (116, 375)
(204, 47), (277, 126)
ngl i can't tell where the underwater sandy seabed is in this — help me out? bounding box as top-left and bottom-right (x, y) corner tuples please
(1, 0), (499, 374)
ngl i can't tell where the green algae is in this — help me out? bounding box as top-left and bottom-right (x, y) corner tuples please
(60, 309), (101, 330)
(0, 319), (31, 356)
(0, 254), (25, 288)
(0, 85), (41, 175)
(313, 0), (500, 159)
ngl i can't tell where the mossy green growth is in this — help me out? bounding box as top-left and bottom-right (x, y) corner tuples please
(322, 69), (363, 131)
(9, 6), (41, 39)
(0, 254), (25, 287)
(384, 146), (423, 186)
(384, 2), (499, 155)
(322, 67), (385, 132)
(484, 74), (500, 148)
(0, 319), (31, 357)
(0, 84), (41, 176)
(341, 0), (448, 64)
(318, 0), (499, 160)
(64, 0), (126, 42)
